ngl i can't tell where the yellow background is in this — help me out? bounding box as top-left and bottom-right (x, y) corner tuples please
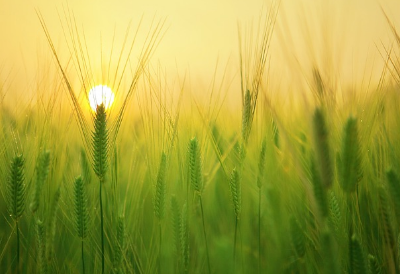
(0, 0), (399, 97)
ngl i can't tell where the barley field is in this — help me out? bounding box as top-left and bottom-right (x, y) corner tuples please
(1, 1), (400, 273)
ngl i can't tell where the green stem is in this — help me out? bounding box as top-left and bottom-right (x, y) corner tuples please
(159, 223), (162, 274)
(199, 196), (211, 274)
(100, 180), (105, 274)
(258, 188), (261, 274)
(82, 239), (85, 274)
(234, 218), (238, 273)
(16, 220), (20, 274)
(239, 220), (244, 273)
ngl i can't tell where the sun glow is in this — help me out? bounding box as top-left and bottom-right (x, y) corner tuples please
(88, 85), (115, 111)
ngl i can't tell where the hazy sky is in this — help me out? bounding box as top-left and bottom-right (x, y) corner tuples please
(0, 0), (399, 97)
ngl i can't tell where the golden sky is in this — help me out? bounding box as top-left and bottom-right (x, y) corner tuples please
(0, 0), (399, 98)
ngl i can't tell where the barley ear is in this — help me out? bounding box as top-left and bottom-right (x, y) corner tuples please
(6, 154), (25, 221)
(386, 168), (400, 222)
(289, 216), (306, 258)
(339, 117), (361, 193)
(36, 219), (47, 274)
(368, 255), (381, 274)
(92, 104), (109, 182)
(171, 195), (182, 256)
(73, 176), (88, 239)
(328, 191), (342, 233)
(242, 89), (252, 143)
(310, 155), (328, 217)
(229, 167), (241, 220)
(30, 150), (51, 213)
(113, 215), (125, 272)
(312, 108), (333, 189)
(349, 234), (367, 274)
(154, 152), (167, 220)
(378, 186), (395, 248)
(189, 137), (203, 194)
(180, 202), (189, 272)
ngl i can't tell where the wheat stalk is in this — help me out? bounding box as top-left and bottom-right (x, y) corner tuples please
(6, 154), (25, 272)
(188, 137), (210, 273)
(73, 176), (89, 274)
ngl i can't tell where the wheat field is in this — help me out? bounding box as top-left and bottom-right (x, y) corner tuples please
(1, 1), (400, 274)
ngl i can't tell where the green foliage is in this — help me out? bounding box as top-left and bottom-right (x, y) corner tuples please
(154, 152), (167, 220)
(30, 150), (51, 213)
(6, 154), (25, 220)
(73, 176), (88, 239)
(339, 117), (361, 193)
(92, 104), (109, 181)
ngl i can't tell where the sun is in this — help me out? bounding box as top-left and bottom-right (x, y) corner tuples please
(88, 85), (115, 112)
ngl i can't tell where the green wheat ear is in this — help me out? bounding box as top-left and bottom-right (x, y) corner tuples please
(6, 154), (25, 220)
(113, 215), (126, 272)
(242, 89), (252, 143)
(310, 155), (328, 217)
(368, 255), (381, 274)
(189, 137), (203, 194)
(257, 138), (267, 189)
(229, 167), (241, 220)
(73, 176), (88, 239)
(36, 219), (47, 274)
(312, 108), (333, 189)
(92, 104), (109, 182)
(289, 216), (306, 259)
(386, 168), (400, 222)
(30, 150), (51, 213)
(328, 191), (342, 233)
(339, 117), (361, 193)
(378, 186), (395, 248)
(171, 195), (182, 256)
(350, 234), (367, 274)
(180, 202), (189, 272)
(154, 152), (167, 220)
